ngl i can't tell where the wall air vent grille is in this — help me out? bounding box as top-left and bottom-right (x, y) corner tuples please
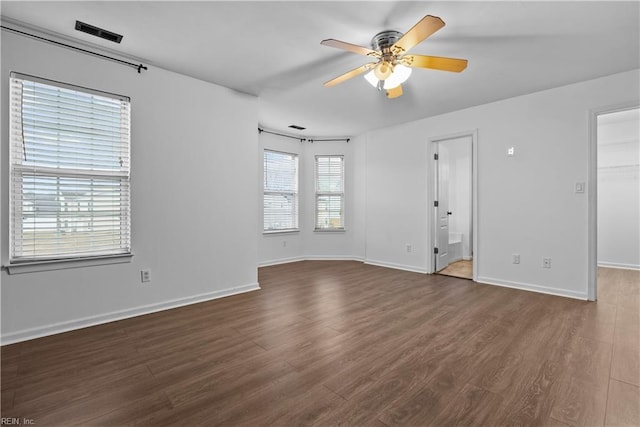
(75, 21), (123, 43)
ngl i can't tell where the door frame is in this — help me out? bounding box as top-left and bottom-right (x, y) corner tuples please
(427, 130), (478, 281)
(588, 101), (639, 301)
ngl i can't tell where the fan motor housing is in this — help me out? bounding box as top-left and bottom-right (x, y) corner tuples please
(371, 30), (403, 51)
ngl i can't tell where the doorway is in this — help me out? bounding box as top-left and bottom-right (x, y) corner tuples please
(591, 106), (640, 299)
(430, 131), (477, 281)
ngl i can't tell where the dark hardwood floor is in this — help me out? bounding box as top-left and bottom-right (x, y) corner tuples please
(1, 262), (638, 426)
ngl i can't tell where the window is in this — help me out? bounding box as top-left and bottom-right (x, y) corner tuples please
(315, 155), (344, 230)
(9, 73), (131, 263)
(263, 150), (298, 232)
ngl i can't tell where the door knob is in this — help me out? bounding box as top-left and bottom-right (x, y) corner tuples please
(447, 211), (453, 216)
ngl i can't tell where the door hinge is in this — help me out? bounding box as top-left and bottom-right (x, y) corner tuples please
(434, 201), (439, 207)
(434, 247), (439, 254)
(434, 153), (439, 160)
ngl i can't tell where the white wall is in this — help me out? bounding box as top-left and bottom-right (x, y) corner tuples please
(258, 133), (365, 265)
(598, 112), (640, 269)
(364, 69), (640, 299)
(1, 30), (259, 343)
(365, 127), (429, 273)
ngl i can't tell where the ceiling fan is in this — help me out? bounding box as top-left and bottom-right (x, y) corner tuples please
(321, 15), (468, 99)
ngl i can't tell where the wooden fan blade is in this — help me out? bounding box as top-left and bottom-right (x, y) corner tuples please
(323, 63), (377, 87)
(386, 85), (403, 99)
(402, 55), (468, 72)
(321, 39), (381, 57)
(392, 15), (445, 55)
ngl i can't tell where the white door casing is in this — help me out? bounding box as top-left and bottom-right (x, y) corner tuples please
(428, 129), (478, 282)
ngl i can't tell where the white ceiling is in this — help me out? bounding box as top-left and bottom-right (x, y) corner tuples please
(2, 1), (639, 137)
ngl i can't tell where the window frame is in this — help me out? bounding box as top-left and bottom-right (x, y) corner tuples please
(314, 154), (345, 232)
(6, 72), (132, 271)
(263, 149), (299, 234)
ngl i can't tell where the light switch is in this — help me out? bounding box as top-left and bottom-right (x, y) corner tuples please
(575, 182), (585, 193)
(507, 147), (515, 157)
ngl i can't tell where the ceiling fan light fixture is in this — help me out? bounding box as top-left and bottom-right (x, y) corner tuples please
(373, 61), (393, 80)
(322, 15), (467, 99)
(364, 70), (379, 88)
(383, 64), (412, 90)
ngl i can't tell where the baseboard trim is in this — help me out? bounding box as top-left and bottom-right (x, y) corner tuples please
(258, 256), (305, 267)
(304, 255), (365, 262)
(476, 276), (587, 300)
(364, 259), (428, 274)
(259, 256), (425, 274)
(597, 262), (640, 271)
(1, 282), (261, 346)
(258, 255), (364, 267)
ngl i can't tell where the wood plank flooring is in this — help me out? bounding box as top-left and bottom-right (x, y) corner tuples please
(1, 262), (638, 426)
(438, 259), (473, 280)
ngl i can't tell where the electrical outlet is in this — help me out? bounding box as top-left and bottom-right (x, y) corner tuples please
(406, 244), (412, 253)
(141, 269), (151, 283)
(542, 257), (551, 269)
(507, 146), (515, 157)
(512, 254), (520, 264)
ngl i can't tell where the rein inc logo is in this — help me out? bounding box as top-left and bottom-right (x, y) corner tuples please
(1, 419), (35, 425)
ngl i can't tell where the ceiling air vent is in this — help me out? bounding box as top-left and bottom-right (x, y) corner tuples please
(288, 125), (306, 131)
(75, 20), (123, 43)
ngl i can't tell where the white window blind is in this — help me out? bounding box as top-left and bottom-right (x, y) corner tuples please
(315, 155), (344, 230)
(263, 150), (298, 232)
(9, 73), (131, 262)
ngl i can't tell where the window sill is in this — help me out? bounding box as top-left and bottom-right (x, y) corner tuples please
(3, 254), (134, 275)
(314, 228), (346, 233)
(263, 229), (300, 235)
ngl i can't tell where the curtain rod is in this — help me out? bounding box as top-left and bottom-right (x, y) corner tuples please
(257, 128), (350, 143)
(1, 25), (148, 73)
(258, 128), (306, 142)
(308, 138), (350, 143)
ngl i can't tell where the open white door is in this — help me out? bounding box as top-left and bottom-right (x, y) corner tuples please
(430, 131), (477, 281)
(435, 143), (450, 272)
